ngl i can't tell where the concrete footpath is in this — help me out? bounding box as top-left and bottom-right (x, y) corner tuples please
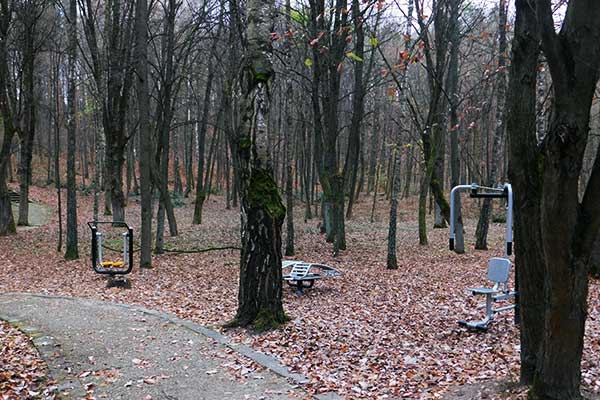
(0, 293), (309, 400)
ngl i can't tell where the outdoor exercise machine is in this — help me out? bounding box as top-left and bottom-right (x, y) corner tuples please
(88, 221), (133, 288)
(449, 183), (517, 331)
(282, 261), (342, 294)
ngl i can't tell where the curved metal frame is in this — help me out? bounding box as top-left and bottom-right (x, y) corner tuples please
(87, 221), (134, 276)
(450, 183), (513, 257)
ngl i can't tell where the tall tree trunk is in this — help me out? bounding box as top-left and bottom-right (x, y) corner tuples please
(51, 55), (63, 250)
(18, 50), (35, 226)
(107, 140), (126, 221)
(152, 0), (178, 241)
(126, 140), (133, 196)
(0, 3), (16, 237)
(447, 0), (464, 253)
(65, 0), (79, 260)
(475, 0), (508, 250)
(301, 108), (313, 220)
(283, 0), (294, 256)
(228, 0), (286, 330)
(154, 203), (165, 254)
(184, 82), (194, 197)
(529, 0), (600, 391)
(136, 0), (152, 267)
(309, 0), (348, 251)
(192, 60), (216, 224)
(387, 0), (412, 269)
(355, 144), (365, 200)
(154, 122), (178, 250)
(418, 168), (429, 246)
(282, 121), (293, 247)
(506, 0), (543, 386)
(343, 0), (365, 220)
(402, 144), (414, 199)
(415, 0), (451, 226)
(80, 0), (135, 223)
(93, 121), (100, 221)
(367, 102), (380, 194)
(225, 145), (231, 209)
(173, 128), (183, 195)
(370, 162), (379, 223)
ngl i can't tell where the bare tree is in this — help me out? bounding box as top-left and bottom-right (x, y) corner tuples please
(135, 0), (151, 267)
(79, 0), (136, 222)
(387, 0), (413, 269)
(0, 0), (17, 236)
(508, 0), (600, 397)
(474, 0), (507, 250)
(65, 0), (78, 259)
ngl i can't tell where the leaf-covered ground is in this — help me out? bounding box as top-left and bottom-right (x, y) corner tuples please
(0, 320), (56, 400)
(1, 184), (599, 399)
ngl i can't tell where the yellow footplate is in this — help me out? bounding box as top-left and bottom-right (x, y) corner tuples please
(101, 261), (125, 268)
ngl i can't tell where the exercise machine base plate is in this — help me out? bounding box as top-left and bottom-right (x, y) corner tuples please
(107, 276), (131, 289)
(458, 320), (489, 332)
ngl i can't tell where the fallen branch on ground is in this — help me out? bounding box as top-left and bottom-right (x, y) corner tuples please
(162, 246), (241, 254)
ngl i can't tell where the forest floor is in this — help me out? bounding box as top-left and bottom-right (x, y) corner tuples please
(1, 183), (600, 399)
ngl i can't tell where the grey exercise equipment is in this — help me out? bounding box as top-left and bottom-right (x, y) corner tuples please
(281, 261), (341, 294)
(88, 221), (134, 288)
(449, 183), (517, 331)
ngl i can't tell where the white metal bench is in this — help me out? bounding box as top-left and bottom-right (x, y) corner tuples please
(282, 261), (341, 293)
(458, 257), (516, 331)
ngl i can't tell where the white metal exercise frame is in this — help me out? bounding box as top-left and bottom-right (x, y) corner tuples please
(449, 183), (517, 331)
(450, 183), (513, 257)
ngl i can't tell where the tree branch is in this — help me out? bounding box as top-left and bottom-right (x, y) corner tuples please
(162, 246), (241, 255)
(536, 0), (567, 92)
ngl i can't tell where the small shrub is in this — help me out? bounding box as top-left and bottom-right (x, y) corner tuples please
(170, 191), (185, 208)
(492, 211), (506, 223)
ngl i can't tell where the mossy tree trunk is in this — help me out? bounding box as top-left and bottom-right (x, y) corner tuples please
(229, 0), (286, 331)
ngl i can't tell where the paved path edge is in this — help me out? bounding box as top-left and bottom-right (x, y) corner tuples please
(0, 292), (311, 388)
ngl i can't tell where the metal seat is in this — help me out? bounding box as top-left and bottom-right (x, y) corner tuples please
(459, 258), (515, 331)
(468, 257), (511, 294)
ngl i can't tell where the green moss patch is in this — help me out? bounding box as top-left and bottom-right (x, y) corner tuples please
(247, 169), (285, 220)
